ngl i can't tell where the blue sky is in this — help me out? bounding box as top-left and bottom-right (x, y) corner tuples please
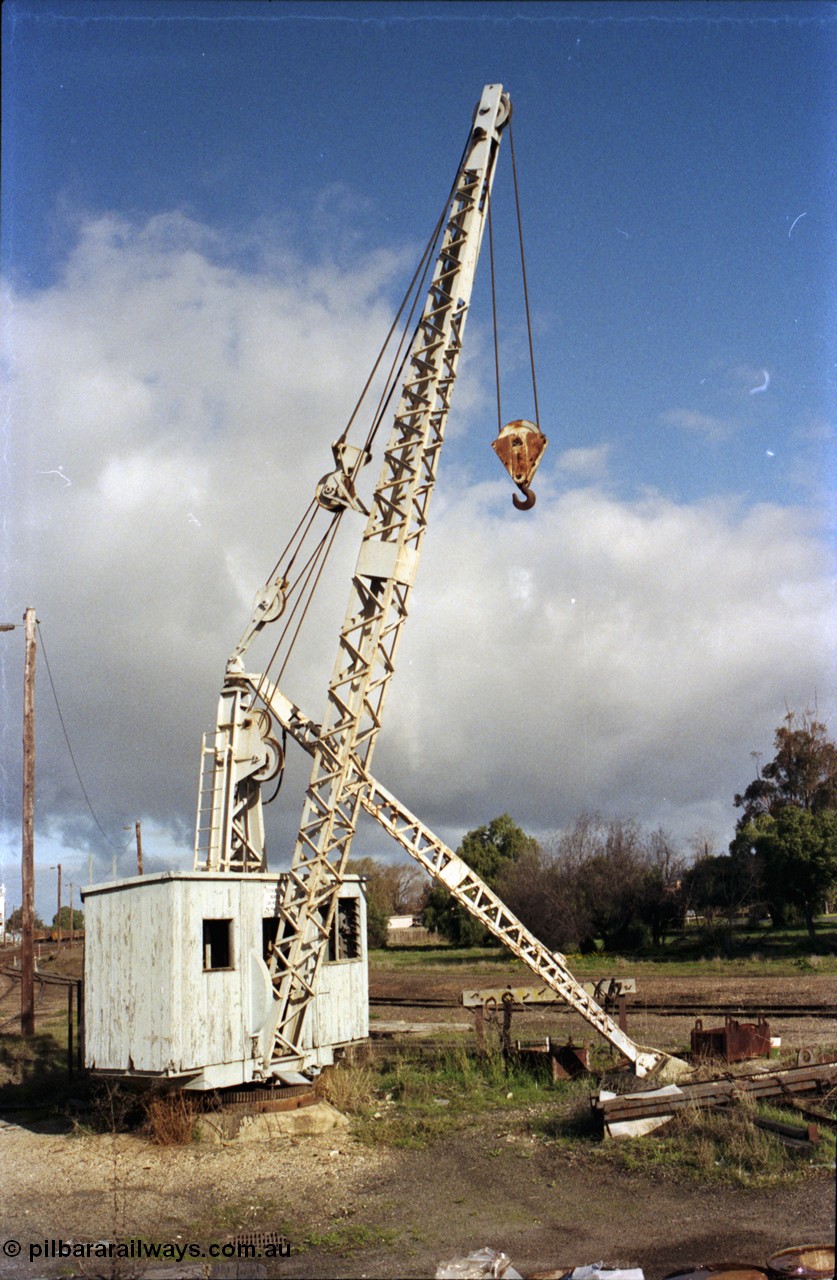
(1, 1), (835, 920)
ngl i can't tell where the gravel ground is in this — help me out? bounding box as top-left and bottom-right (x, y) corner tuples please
(0, 1109), (834, 1280)
(1, 963), (834, 1279)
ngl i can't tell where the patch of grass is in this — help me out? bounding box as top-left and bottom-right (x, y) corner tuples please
(351, 1046), (585, 1149)
(378, 1045), (550, 1110)
(0, 1031), (75, 1109)
(369, 916), (837, 975)
(529, 1081), (601, 1145)
(594, 1103), (835, 1188)
(356, 1106), (465, 1149)
(302, 1222), (398, 1254)
(372, 946), (523, 972)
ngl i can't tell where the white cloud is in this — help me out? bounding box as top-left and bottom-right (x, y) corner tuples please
(2, 214), (834, 889)
(556, 444), (611, 479)
(660, 407), (736, 443)
(378, 485), (835, 852)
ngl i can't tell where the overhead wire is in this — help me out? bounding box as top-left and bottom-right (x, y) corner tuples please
(36, 622), (126, 851)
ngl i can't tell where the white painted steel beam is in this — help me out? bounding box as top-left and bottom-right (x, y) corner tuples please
(248, 674), (665, 1076)
(268, 85), (513, 1059)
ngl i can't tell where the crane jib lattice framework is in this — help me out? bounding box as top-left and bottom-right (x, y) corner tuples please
(193, 84), (670, 1078)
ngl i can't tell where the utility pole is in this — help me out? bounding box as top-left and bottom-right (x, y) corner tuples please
(69, 882), (74, 945)
(135, 820), (143, 876)
(21, 606), (36, 1036)
(56, 863), (62, 946)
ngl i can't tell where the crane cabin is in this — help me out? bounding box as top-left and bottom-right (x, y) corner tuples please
(82, 872), (368, 1089)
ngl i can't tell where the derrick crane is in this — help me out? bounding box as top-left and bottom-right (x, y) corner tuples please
(194, 84), (670, 1078)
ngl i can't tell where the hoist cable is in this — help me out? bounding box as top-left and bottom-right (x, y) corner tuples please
(255, 515), (343, 699)
(268, 498), (319, 583)
(255, 129), (475, 685)
(340, 136), (470, 462)
(487, 193), (503, 435)
(269, 513), (345, 692)
(508, 119), (541, 428)
(263, 727), (288, 806)
(36, 622), (124, 850)
(338, 227), (436, 456)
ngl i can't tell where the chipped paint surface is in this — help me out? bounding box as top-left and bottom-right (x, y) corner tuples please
(82, 871), (367, 1088)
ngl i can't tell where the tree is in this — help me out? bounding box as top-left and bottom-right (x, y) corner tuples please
(731, 807), (837, 940)
(680, 852), (758, 926)
(731, 711), (837, 938)
(52, 905), (85, 931)
(6, 906), (45, 931)
(638, 827), (687, 947)
(497, 815), (684, 953)
(422, 814), (538, 946)
(344, 856), (426, 949)
(735, 710), (837, 823)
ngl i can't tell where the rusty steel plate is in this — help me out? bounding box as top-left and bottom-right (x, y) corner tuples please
(492, 419), (547, 487)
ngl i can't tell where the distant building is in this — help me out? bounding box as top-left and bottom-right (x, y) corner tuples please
(387, 915), (418, 932)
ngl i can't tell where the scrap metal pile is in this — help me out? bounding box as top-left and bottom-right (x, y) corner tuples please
(594, 1056), (837, 1141)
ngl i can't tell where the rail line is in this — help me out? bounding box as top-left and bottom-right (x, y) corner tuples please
(369, 995), (837, 1018)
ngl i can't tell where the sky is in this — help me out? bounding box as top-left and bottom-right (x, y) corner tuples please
(1, 0), (835, 923)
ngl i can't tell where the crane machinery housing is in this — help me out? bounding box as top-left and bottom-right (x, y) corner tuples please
(83, 84), (674, 1091)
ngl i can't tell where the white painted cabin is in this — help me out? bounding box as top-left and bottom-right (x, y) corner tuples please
(82, 871), (368, 1090)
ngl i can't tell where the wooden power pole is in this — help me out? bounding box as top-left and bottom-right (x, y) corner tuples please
(135, 820), (144, 876)
(56, 862), (62, 946)
(21, 606), (36, 1036)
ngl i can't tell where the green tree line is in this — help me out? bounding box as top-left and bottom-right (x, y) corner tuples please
(353, 710), (837, 952)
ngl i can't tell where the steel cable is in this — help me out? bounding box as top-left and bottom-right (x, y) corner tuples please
(509, 119), (541, 428)
(36, 622), (126, 851)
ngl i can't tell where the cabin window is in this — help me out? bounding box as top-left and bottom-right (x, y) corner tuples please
(316, 896), (362, 962)
(202, 918), (233, 970)
(334, 897), (360, 961)
(263, 917), (280, 964)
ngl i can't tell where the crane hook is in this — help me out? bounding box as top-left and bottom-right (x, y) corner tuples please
(491, 420), (546, 513)
(512, 483), (536, 511)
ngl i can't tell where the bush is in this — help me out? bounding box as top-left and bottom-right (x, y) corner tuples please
(143, 1090), (198, 1145)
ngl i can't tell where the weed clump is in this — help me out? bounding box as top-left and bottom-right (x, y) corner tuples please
(142, 1090), (198, 1145)
(316, 1063), (377, 1114)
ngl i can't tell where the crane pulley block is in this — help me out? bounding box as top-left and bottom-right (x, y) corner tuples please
(315, 440), (371, 514)
(491, 419), (548, 509)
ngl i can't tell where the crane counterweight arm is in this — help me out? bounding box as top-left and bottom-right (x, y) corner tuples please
(242, 672), (666, 1076)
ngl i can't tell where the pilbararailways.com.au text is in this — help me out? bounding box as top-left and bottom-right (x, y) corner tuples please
(9, 1237), (291, 1264)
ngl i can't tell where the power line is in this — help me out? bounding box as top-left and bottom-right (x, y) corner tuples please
(36, 622), (125, 852)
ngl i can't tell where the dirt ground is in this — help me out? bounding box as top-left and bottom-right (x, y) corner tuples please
(0, 1105), (834, 1280)
(370, 970), (837, 1061)
(1, 964), (835, 1280)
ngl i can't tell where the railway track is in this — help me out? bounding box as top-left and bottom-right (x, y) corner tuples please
(369, 995), (837, 1018)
